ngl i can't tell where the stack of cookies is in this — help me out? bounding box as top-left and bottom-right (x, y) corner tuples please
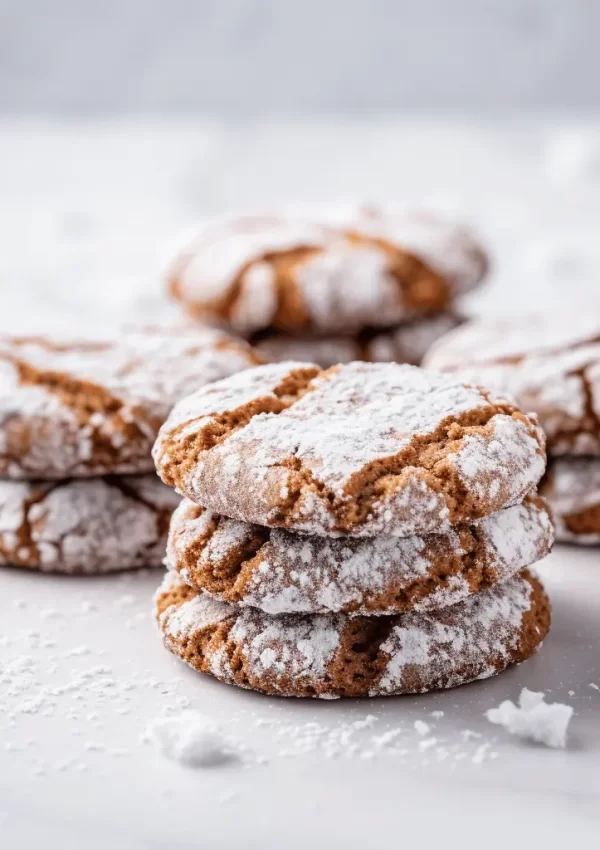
(425, 313), (600, 545)
(153, 360), (554, 698)
(166, 207), (489, 368)
(0, 327), (259, 574)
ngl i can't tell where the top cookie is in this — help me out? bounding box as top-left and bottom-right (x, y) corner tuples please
(0, 327), (260, 479)
(153, 361), (546, 537)
(424, 313), (600, 456)
(167, 209), (488, 335)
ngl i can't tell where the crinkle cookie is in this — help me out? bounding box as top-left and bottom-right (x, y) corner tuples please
(167, 496), (553, 615)
(154, 569), (550, 698)
(0, 475), (180, 574)
(153, 361), (546, 538)
(540, 457), (600, 545)
(425, 313), (600, 456)
(252, 312), (463, 369)
(167, 210), (487, 335)
(0, 327), (260, 479)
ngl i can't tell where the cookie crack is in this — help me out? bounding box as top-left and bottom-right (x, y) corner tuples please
(1, 481), (65, 566)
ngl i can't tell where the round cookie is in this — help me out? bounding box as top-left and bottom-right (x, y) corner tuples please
(424, 313), (600, 456)
(252, 312), (463, 369)
(154, 569), (550, 698)
(0, 475), (180, 574)
(540, 457), (600, 545)
(0, 326), (260, 479)
(167, 496), (553, 615)
(167, 210), (487, 335)
(153, 361), (546, 538)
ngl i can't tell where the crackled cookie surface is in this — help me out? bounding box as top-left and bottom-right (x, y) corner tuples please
(0, 327), (260, 478)
(540, 457), (600, 545)
(0, 475), (180, 573)
(153, 361), (546, 537)
(154, 569), (550, 698)
(253, 312), (462, 369)
(425, 314), (600, 456)
(167, 497), (553, 615)
(168, 210), (487, 335)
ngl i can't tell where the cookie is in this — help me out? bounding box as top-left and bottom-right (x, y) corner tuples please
(252, 312), (463, 369)
(424, 314), (600, 456)
(0, 475), (180, 574)
(167, 496), (553, 615)
(0, 327), (260, 479)
(154, 569), (550, 698)
(540, 457), (600, 544)
(168, 210), (487, 335)
(153, 361), (546, 537)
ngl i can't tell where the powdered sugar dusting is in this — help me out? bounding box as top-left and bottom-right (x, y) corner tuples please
(375, 572), (536, 696)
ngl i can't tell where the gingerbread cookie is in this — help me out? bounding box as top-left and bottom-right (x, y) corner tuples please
(540, 457), (600, 544)
(252, 312), (463, 369)
(167, 496), (553, 615)
(168, 210), (487, 335)
(153, 361), (546, 537)
(0, 327), (260, 479)
(154, 569), (550, 698)
(425, 314), (600, 456)
(0, 475), (180, 573)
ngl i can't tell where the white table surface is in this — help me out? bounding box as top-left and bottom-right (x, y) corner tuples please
(1, 118), (600, 848)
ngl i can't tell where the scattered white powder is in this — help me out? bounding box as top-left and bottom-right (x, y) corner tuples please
(486, 689), (573, 749)
(589, 683), (600, 691)
(414, 720), (431, 736)
(144, 711), (242, 768)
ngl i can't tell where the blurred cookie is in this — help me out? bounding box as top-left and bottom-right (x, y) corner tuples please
(253, 312), (462, 368)
(540, 457), (600, 544)
(168, 210), (487, 335)
(425, 313), (600, 456)
(153, 361), (546, 537)
(0, 475), (180, 573)
(167, 496), (553, 615)
(154, 569), (550, 698)
(0, 327), (260, 478)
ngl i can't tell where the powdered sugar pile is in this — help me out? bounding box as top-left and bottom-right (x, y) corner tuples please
(143, 710), (242, 767)
(486, 689), (574, 749)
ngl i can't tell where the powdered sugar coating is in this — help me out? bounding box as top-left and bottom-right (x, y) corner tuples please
(0, 327), (259, 478)
(254, 312), (462, 369)
(154, 569), (549, 698)
(0, 475), (180, 573)
(425, 313), (600, 456)
(168, 210), (487, 335)
(540, 456), (600, 544)
(154, 361), (546, 537)
(167, 497), (554, 615)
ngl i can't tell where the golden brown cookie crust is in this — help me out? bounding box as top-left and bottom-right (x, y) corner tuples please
(154, 569), (550, 698)
(168, 211), (488, 335)
(153, 361), (546, 537)
(167, 496), (553, 615)
(0, 475), (180, 573)
(0, 327), (260, 479)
